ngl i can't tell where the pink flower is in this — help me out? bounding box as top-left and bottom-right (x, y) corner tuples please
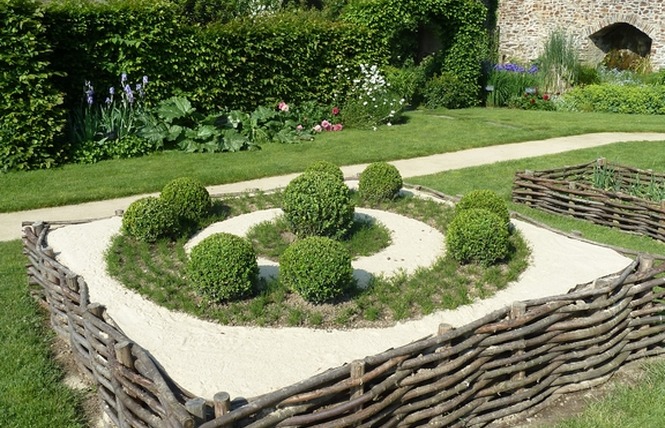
(332, 123), (343, 131)
(331, 106), (340, 116)
(321, 120), (332, 131)
(296, 124), (303, 131)
(278, 101), (289, 112)
(313, 124), (322, 132)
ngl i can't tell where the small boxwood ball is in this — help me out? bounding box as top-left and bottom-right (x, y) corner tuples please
(446, 208), (510, 266)
(282, 170), (354, 239)
(122, 197), (178, 243)
(358, 162), (403, 202)
(160, 176), (211, 225)
(305, 160), (345, 182)
(187, 233), (259, 302)
(455, 189), (510, 225)
(280, 236), (354, 304)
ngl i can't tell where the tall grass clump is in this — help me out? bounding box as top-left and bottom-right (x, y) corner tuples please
(537, 28), (581, 93)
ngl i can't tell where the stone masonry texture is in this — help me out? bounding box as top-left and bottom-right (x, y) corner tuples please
(497, 0), (665, 68)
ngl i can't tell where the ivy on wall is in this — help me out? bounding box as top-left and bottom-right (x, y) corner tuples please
(342, 0), (489, 93)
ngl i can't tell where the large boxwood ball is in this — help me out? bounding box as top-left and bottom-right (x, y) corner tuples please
(358, 161), (403, 202)
(280, 236), (354, 304)
(455, 189), (510, 225)
(305, 160), (345, 182)
(187, 233), (259, 302)
(160, 176), (211, 225)
(446, 208), (510, 266)
(282, 171), (354, 239)
(122, 197), (178, 243)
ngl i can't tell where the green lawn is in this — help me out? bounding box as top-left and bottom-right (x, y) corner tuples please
(0, 240), (87, 428)
(4, 108), (665, 213)
(4, 107), (665, 427)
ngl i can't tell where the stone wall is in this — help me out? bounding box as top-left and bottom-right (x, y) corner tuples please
(497, 0), (665, 68)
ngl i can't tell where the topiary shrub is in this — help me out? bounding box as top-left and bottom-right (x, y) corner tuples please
(446, 208), (510, 266)
(282, 171), (354, 239)
(187, 232), (259, 302)
(122, 197), (179, 243)
(160, 176), (211, 227)
(358, 161), (403, 202)
(279, 236), (354, 304)
(455, 189), (510, 225)
(305, 160), (344, 182)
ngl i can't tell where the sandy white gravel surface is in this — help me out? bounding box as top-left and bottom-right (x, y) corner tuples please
(47, 204), (632, 401)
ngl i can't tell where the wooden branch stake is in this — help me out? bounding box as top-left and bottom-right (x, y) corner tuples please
(510, 303), (527, 382)
(115, 341), (134, 370)
(186, 397), (212, 423)
(350, 360), (365, 400)
(214, 392), (231, 418)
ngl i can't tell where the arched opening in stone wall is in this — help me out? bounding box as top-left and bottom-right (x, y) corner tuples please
(589, 22), (652, 57)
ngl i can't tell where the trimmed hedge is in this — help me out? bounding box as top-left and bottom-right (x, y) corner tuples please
(0, 0), (66, 171)
(446, 208), (509, 266)
(43, 2), (385, 113)
(280, 236), (354, 304)
(187, 232), (259, 302)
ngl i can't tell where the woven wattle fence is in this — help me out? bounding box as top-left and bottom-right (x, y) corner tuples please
(512, 158), (665, 242)
(23, 217), (665, 428)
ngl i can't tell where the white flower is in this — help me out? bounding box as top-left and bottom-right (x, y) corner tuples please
(387, 122), (392, 126)
(363, 101), (368, 106)
(372, 126), (377, 131)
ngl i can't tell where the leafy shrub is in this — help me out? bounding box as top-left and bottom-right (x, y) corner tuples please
(424, 72), (478, 109)
(576, 64), (601, 86)
(160, 176), (211, 227)
(560, 84), (665, 115)
(305, 160), (345, 182)
(384, 58), (428, 107)
(282, 171), (355, 239)
(280, 236), (354, 304)
(358, 162), (403, 202)
(0, 0), (66, 171)
(446, 208), (510, 266)
(187, 232), (259, 302)
(122, 197), (179, 243)
(455, 189), (510, 225)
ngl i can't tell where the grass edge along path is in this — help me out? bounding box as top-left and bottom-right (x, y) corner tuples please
(0, 240), (88, 428)
(4, 108), (665, 213)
